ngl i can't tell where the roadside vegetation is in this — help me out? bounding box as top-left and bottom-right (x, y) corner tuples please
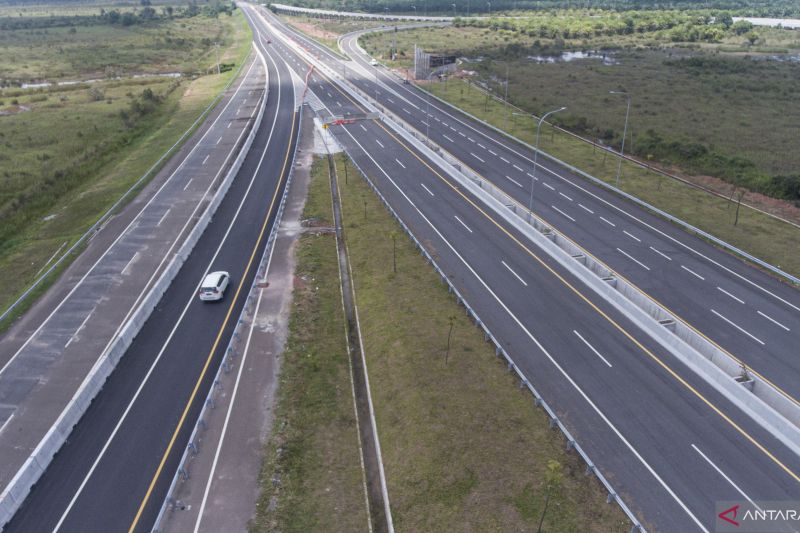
(0, 1), (251, 327)
(254, 152), (631, 531)
(279, 14), (387, 53)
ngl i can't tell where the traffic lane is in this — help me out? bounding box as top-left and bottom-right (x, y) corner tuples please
(330, 119), (800, 530)
(5, 50), (294, 533)
(334, 58), (800, 401)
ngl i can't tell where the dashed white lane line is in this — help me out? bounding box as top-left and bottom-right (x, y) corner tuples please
(578, 203), (594, 214)
(551, 205), (575, 222)
(336, 101), (342, 107)
(599, 216), (616, 227)
(434, 117), (440, 122)
(65, 308), (95, 348)
(470, 152), (485, 163)
(717, 286), (745, 304)
(403, 108), (411, 114)
(395, 158), (406, 169)
(227, 122), (232, 129)
(327, 92), (332, 98)
(617, 248), (650, 271)
(183, 178), (193, 192)
(691, 444), (762, 511)
(360, 124), (367, 132)
(202, 155), (210, 165)
(711, 309), (765, 345)
(681, 265), (705, 281)
(501, 260), (528, 286)
(420, 183), (435, 196)
(458, 131), (467, 137)
(574, 330), (613, 367)
(650, 246), (672, 261)
(375, 139), (384, 148)
(505, 175), (522, 187)
(623, 230), (641, 242)
(543, 182), (555, 191)
(526, 172), (538, 181)
(757, 310), (790, 331)
(450, 126), (457, 131)
(0, 414), (14, 436)
(559, 192), (573, 202)
(488, 149), (498, 156)
(513, 164), (524, 172)
(454, 215), (473, 233)
(467, 137), (476, 142)
(216, 136), (223, 145)
(156, 208), (171, 228)
(443, 134), (455, 142)
(500, 157), (510, 164)
(121, 251), (139, 275)
(387, 97), (395, 103)
(477, 143), (486, 149)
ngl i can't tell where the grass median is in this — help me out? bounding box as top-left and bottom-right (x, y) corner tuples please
(255, 151), (630, 531)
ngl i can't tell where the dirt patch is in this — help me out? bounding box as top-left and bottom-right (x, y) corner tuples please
(291, 21), (339, 42)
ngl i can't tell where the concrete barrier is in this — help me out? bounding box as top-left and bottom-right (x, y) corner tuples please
(0, 46), (268, 529)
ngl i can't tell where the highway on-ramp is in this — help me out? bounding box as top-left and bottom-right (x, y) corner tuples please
(4, 40), (300, 532)
(247, 7), (800, 531)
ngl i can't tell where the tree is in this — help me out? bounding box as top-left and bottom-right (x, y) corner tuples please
(536, 460), (563, 533)
(717, 12), (733, 28)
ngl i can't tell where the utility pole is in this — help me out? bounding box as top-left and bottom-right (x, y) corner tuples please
(214, 41), (221, 75)
(609, 90), (631, 188)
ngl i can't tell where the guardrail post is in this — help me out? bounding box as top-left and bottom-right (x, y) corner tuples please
(549, 417), (557, 429)
(519, 378), (528, 389)
(188, 441), (198, 455)
(607, 492), (616, 504)
(179, 468), (189, 481)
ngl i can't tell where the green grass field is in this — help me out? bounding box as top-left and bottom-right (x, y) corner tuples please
(0, 7), (252, 326)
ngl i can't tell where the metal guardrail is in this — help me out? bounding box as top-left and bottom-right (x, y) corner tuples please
(151, 106), (303, 533)
(0, 50), (266, 530)
(0, 53), (255, 327)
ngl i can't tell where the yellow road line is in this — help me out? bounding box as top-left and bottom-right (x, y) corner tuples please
(127, 109), (298, 532)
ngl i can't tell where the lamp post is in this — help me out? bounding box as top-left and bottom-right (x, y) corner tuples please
(452, 3), (456, 17)
(609, 90), (631, 188)
(487, 1), (491, 12)
(514, 107), (566, 221)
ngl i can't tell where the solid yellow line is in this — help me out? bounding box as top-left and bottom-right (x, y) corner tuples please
(127, 110), (298, 532)
(276, 12), (800, 483)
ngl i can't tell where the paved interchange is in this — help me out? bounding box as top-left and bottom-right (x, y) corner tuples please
(0, 4), (798, 532)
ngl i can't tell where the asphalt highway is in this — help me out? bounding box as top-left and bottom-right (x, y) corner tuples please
(285, 19), (800, 410)
(248, 7), (800, 531)
(5, 43), (300, 532)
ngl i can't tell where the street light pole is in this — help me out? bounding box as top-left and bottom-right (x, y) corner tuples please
(487, 1), (491, 12)
(610, 90), (631, 188)
(452, 3), (456, 17)
(515, 107), (566, 221)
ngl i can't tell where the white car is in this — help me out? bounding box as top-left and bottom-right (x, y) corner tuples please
(199, 271), (230, 302)
(369, 59), (379, 66)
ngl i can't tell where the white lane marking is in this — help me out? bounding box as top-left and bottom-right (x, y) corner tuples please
(578, 203), (594, 214)
(681, 265), (705, 281)
(202, 155), (210, 165)
(360, 124), (367, 132)
(183, 178), (194, 192)
(443, 134), (455, 142)
(420, 120), (428, 127)
(403, 107), (411, 114)
(52, 43), (282, 531)
(337, 101), (342, 107)
(505, 175), (522, 188)
(375, 139), (384, 148)
(757, 310), (790, 331)
(500, 157), (510, 164)
(387, 97), (395, 103)
(552, 205), (575, 222)
(467, 137), (475, 143)
(434, 117), (440, 122)
(227, 122), (232, 129)
(717, 286), (745, 304)
(395, 158), (406, 169)
(450, 126), (456, 131)
(0, 414), (14, 436)
(650, 246), (672, 261)
(458, 131), (466, 137)
(420, 183), (435, 196)
(623, 230), (641, 242)
(617, 248), (650, 271)
(470, 152), (485, 163)
(65, 307), (95, 348)
(501, 260), (528, 286)
(513, 164), (524, 172)
(442, 121), (448, 127)
(327, 91), (332, 97)
(237, 106), (242, 115)
(216, 136), (223, 145)
(526, 172), (538, 181)
(337, 114), (709, 533)
(477, 143), (486, 149)
(121, 251), (139, 275)
(543, 182), (555, 191)
(711, 309), (765, 345)
(599, 216), (616, 227)
(573, 330), (613, 367)
(488, 149), (497, 156)
(454, 215), (473, 233)
(691, 444), (762, 511)
(156, 208), (171, 228)
(559, 192), (573, 202)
